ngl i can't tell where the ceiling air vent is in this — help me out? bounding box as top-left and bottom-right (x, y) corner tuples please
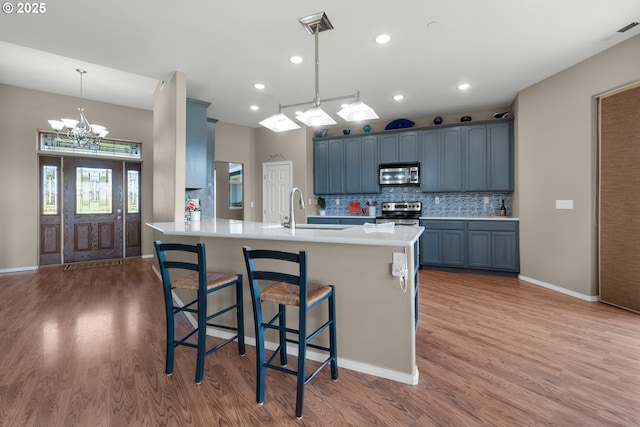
(617, 22), (639, 33)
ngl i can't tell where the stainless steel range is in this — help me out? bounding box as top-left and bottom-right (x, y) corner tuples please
(375, 201), (422, 226)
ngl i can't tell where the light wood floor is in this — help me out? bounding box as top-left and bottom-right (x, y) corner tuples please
(1, 258), (639, 426)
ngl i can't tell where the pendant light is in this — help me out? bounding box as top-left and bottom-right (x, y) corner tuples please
(259, 12), (378, 132)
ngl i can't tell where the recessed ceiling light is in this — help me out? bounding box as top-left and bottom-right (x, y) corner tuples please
(250, 105), (259, 111)
(290, 56), (303, 64)
(457, 83), (471, 90)
(254, 83), (265, 90)
(393, 94), (404, 101)
(375, 34), (391, 44)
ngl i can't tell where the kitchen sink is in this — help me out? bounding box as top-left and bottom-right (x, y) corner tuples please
(259, 223), (352, 230)
(293, 224), (352, 230)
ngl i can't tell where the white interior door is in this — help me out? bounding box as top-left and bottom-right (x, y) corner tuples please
(262, 161), (292, 224)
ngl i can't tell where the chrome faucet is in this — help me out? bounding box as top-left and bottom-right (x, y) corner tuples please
(283, 187), (305, 229)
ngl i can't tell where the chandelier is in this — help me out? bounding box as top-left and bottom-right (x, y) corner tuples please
(48, 69), (109, 145)
(259, 12), (379, 132)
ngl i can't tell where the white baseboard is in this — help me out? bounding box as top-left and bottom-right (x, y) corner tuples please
(172, 290), (419, 386)
(518, 275), (599, 302)
(0, 265), (38, 274)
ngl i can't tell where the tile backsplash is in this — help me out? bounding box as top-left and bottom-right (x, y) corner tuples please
(320, 187), (512, 218)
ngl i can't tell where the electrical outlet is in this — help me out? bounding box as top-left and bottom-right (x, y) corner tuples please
(484, 197), (489, 204)
(392, 253), (406, 277)
(434, 197), (440, 205)
(336, 199), (340, 205)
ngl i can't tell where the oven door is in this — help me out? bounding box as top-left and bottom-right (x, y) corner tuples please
(375, 217), (420, 226)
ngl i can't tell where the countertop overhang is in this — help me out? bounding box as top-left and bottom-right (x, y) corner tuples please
(146, 218), (424, 248)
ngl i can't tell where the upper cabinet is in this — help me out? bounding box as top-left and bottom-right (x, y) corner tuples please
(463, 122), (513, 191)
(185, 98), (211, 189)
(314, 139), (344, 194)
(420, 121), (513, 192)
(344, 135), (379, 194)
(313, 119), (513, 194)
(379, 131), (420, 163)
(315, 135), (379, 195)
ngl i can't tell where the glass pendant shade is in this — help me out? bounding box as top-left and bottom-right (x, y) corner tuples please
(48, 120), (64, 131)
(259, 113), (301, 132)
(337, 100), (379, 122)
(61, 118), (79, 129)
(296, 106), (337, 127)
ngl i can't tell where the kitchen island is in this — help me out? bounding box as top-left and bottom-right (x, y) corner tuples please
(147, 218), (424, 385)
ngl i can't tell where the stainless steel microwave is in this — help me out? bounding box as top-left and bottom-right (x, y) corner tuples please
(379, 163), (420, 186)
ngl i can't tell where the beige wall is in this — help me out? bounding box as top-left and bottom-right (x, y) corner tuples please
(0, 83), (153, 270)
(516, 34), (640, 297)
(215, 122), (254, 220)
(252, 126), (312, 221)
(152, 71), (186, 223)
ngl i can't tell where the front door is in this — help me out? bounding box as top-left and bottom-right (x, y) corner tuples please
(63, 157), (123, 262)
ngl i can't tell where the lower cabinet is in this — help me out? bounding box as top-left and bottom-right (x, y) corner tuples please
(420, 221), (466, 267)
(308, 217), (371, 225)
(420, 219), (519, 273)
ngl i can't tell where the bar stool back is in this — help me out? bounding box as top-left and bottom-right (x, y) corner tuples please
(242, 246), (338, 419)
(154, 240), (245, 384)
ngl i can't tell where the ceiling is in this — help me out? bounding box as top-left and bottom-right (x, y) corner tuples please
(1, 1), (639, 129)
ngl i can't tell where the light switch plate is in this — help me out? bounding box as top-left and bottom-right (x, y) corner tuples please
(555, 200), (574, 210)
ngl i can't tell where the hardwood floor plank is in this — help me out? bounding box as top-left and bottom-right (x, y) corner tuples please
(0, 260), (639, 426)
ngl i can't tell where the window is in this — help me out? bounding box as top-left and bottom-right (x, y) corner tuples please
(42, 164), (58, 215)
(76, 167), (113, 214)
(127, 170), (140, 214)
(40, 132), (142, 159)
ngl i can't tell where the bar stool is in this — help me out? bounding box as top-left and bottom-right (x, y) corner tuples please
(242, 246), (338, 419)
(154, 240), (245, 384)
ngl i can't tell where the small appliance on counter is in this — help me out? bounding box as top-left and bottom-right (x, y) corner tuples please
(375, 201), (422, 226)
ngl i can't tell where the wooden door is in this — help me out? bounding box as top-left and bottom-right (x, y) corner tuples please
(63, 157), (123, 262)
(599, 84), (640, 313)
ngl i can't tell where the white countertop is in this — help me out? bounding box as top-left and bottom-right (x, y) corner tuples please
(146, 218), (424, 247)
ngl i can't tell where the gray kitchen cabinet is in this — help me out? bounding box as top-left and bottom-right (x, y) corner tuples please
(345, 136), (379, 194)
(463, 122), (513, 191)
(420, 220), (465, 266)
(420, 219), (519, 273)
(467, 221), (519, 272)
(185, 98), (211, 189)
(341, 217), (370, 225)
(313, 139), (344, 194)
(361, 135), (380, 193)
(379, 132), (420, 163)
(420, 127), (463, 191)
(307, 217), (340, 224)
(308, 217), (370, 225)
